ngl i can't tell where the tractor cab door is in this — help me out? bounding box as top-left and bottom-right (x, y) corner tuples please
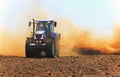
(49, 23), (54, 33)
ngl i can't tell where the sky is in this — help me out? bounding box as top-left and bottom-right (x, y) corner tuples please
(0, 0), (120, 36)
(39, 0), (120, 36)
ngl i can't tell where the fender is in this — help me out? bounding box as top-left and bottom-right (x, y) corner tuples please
(52, 32), (57, 39)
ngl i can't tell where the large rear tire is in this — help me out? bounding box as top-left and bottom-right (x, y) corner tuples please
(54, 34), (60, 57)
(46, 39), (55, 58)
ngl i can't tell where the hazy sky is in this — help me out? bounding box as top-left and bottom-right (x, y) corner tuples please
(0, 0), (120, 36)
(39, 0), (120, 36)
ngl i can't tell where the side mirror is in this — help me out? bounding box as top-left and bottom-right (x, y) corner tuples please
(54, 22), (57, 27)
(28, 21), (31, 27)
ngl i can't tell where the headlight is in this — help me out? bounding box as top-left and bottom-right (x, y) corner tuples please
(35, 40), (41, 43)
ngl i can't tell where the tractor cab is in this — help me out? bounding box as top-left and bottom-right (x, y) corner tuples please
(35, 21), (56, 36)
(35, 20), (57, 40)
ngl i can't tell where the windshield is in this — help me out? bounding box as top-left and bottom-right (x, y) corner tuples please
(36, 23), (48, 31)
(36, 23), (44, 31)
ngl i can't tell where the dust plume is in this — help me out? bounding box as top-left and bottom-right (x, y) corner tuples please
(56, 19), (120, 55)
(106, 25), (120, 54)
(0, 29), (25, 56)
(0, 0), (49, 56)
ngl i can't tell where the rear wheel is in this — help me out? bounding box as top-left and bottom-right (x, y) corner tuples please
(54, 34), (60, 57)
(46, 39), (55, 58)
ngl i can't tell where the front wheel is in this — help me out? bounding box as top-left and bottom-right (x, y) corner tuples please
(25, 39), (33, 58)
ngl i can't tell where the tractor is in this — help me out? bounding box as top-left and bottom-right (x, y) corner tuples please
(25, 19), (60, 58)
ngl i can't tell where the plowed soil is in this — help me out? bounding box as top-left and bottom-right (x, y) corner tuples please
(0, 55), (120, 77)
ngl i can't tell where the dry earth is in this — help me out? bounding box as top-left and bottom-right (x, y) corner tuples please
(0, 55), (120, 77)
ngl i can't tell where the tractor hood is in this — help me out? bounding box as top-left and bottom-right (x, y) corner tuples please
(35, 30), (45, 35)
(35, 30), (45, 40)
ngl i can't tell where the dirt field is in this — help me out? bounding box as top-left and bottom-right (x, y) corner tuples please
(0, 55), (120, 77)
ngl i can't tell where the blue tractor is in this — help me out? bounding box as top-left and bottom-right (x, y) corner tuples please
(25, 19), (60, 58)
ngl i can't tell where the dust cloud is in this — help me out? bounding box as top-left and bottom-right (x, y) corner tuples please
(1, 16), (120, 56)
(56, 19), (120, 55)
(0, 0), (49, 56)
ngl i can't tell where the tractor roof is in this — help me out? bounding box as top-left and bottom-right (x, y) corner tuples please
(38, 20), (56, 23)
